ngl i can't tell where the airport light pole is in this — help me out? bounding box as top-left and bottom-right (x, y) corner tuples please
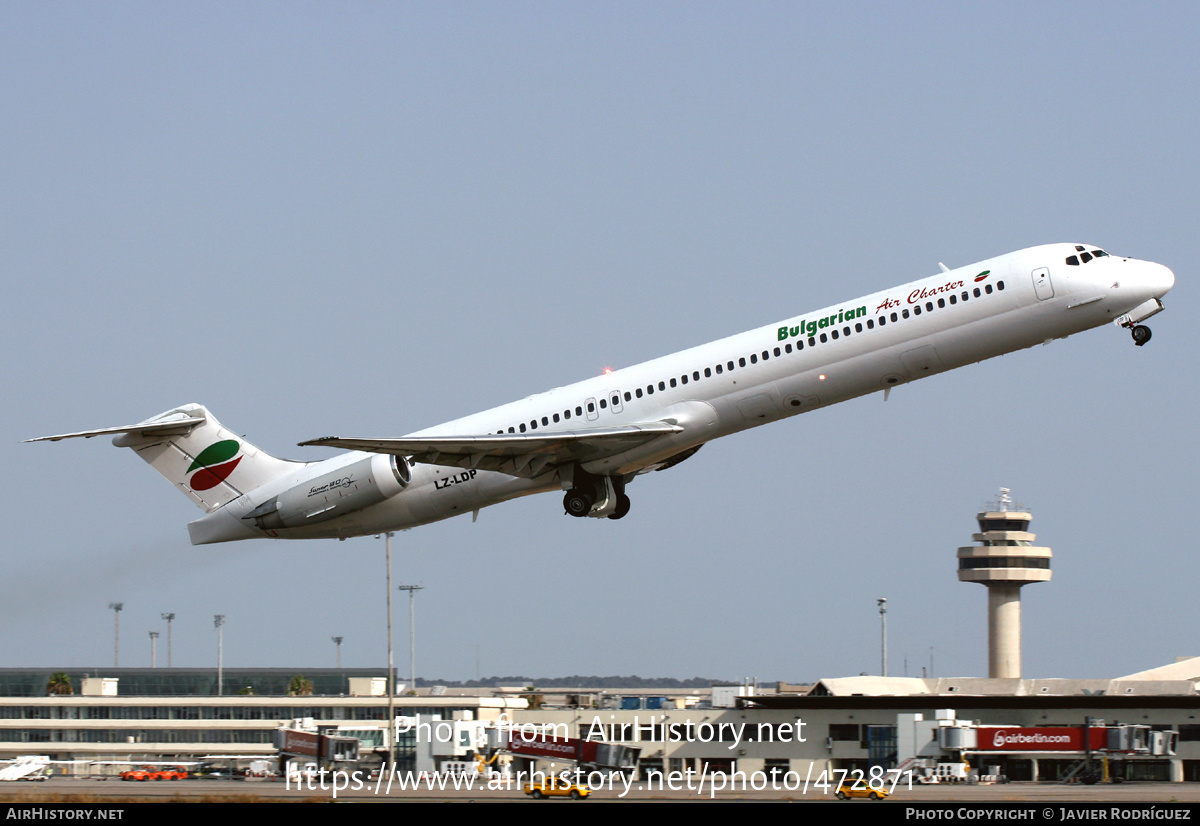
(161, 613), (175, 668)
(398, 585), (424, 695)
(108, 603), (123, 667)
(149, 631), (159, 668)
(332, 636), (344, 669)
(383, 532), (396, 771)
(214, 615), (226, 696)
(877, 597), (888, 677)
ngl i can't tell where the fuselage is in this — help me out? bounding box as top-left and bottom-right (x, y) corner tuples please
(196, 243), (1174, 542)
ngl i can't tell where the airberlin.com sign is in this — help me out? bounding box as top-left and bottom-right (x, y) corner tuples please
(506, 732), (598, 763)
(976, 727), (1106, 751)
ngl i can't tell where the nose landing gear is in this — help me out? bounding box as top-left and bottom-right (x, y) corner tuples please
(1116, 299), (1164, 346)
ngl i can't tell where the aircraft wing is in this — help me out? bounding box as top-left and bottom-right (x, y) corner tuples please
(298, 421), (684, 479)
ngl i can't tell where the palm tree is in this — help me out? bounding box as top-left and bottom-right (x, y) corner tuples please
(287, 675), (314, 696)
(46, 672), (73, 696)
(521, 686), (544, 709)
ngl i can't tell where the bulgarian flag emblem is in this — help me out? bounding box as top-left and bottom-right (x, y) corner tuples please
(188, 440), (242, 491)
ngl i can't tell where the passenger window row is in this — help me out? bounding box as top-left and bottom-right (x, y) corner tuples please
(495, 278), (1005, 435)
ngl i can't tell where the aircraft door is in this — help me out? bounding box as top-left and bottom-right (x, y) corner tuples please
(1032, 267), (1054, 300)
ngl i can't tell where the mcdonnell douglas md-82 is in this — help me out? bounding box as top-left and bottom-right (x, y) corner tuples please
(30, 243), (1174, 544)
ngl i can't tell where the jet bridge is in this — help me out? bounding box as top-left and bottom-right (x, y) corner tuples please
(898, 711), (1177, 784)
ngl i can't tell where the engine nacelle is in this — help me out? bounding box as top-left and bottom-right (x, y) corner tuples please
(245, 453), (410, 531)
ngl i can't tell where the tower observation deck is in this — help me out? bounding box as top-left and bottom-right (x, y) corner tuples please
(957, 488), (1052, 679)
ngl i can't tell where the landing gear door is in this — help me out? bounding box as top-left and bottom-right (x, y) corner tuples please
(1032, 267), (1054, 300)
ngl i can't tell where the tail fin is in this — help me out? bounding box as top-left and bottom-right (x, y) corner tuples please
(30, 404), (301, 512)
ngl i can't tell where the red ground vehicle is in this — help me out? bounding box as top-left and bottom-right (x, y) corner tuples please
(119, 766), (157, 781)
(119, 765), (189, 781)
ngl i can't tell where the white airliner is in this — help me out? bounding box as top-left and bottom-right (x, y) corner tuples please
(30, 243), (1173, 544)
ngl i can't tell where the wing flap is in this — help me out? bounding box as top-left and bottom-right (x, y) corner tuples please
(299, 422), (683, 479)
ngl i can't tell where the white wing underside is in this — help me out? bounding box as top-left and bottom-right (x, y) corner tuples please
(299, 421), (684, 479)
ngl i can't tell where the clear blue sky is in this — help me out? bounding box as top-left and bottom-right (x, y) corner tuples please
(3, 2), (1197, 683)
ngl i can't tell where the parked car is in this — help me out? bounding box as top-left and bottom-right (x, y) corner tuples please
(523, 777), (590, 800)
(835, 779), (889, 800)
(119, 766), (157, 781)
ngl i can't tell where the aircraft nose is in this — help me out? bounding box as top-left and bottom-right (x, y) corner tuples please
(1151, 262), (1176, 297)
(1125, 259), (1175, 301)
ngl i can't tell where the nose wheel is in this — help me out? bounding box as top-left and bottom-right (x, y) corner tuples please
(1131, 325), (1152, 346)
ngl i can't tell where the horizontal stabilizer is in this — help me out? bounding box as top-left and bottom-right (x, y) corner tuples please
(25, 415), (206, 443)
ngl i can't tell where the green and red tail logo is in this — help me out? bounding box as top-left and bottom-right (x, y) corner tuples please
(187, 440), (242, 491)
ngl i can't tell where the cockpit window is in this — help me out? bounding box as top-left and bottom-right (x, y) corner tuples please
(1067, 246), (1110, 266)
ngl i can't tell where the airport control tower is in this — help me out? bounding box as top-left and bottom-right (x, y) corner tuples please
(957, 489), (1052, 679)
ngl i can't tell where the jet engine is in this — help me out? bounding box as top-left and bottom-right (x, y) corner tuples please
(244, 453), (410, 531)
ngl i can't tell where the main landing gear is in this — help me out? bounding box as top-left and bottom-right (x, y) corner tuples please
(1131, 325), (1152, 346)
(563, 488), (593, 517)
(562, 470), (631, 520)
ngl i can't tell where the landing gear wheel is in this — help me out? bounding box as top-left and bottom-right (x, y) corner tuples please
(608, 493), (631, 520)
(563, 489), (594, 517)
(1132, 325), (1152, 346)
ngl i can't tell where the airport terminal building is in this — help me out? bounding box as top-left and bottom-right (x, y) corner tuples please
(0, 669), (526, 773)
(2, 661), (1199, 783)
